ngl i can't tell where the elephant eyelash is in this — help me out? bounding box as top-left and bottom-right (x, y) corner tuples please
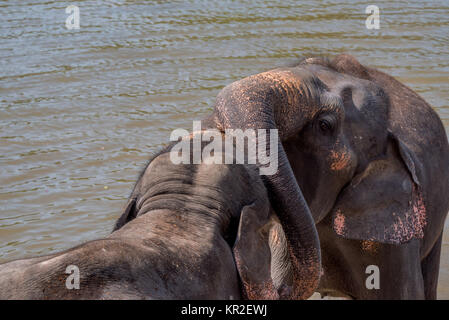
(315, 113), (337, 133)
(319, 119), (333, 132)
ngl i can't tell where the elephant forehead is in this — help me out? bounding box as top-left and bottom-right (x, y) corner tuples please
(303, 64), (388, 110)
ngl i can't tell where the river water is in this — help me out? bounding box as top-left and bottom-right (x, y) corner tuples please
(0, 0), (448, 298)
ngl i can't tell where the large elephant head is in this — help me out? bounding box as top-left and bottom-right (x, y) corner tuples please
(207, 54), (426, 299)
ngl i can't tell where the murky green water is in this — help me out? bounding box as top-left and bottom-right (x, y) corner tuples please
(0, 0), (448, 298)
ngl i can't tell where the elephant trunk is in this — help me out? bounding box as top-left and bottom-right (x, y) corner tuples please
(211, 69), (321, 299)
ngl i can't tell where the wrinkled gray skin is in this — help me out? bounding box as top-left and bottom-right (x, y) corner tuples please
(1, 54), (448, 300)
(0, 140), (301, 299)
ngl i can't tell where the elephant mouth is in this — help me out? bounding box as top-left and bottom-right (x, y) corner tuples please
(330, 180), (353, 214)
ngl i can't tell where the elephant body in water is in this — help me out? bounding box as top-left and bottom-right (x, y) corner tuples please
(0, 140), (301, 299)
(0, 54), (448, 299)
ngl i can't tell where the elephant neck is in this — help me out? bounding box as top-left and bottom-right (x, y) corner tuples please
(132, 151), (267, 241)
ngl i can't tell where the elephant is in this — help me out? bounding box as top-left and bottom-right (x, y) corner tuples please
(1, 53), (447, 300)
(0, 133), (318, 299)
(203, 53), (449, 299)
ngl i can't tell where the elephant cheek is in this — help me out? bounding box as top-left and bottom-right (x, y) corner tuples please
(329, 147), (357, 176)
(309, 148), (356, 224)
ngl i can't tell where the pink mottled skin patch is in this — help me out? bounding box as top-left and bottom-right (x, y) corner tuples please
(361, 240), (379, 254)
(333, 210), (346, 236)
(240, 279), (279, 300)
(388, 185), (427, 243)
(288, 246), (321, 300)
(330, 150), (351, 171)
(413, 187), (427, 237)
(233, 248), (279, 300)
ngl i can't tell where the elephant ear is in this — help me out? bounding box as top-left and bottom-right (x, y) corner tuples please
(330, 132), (426, 244)
(232, 203), (283, 299)
(388, 131), (422, 187)
(112, 197), (137, 232)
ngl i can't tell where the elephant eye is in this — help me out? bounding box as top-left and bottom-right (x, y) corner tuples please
(319, 119), (332, 132)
